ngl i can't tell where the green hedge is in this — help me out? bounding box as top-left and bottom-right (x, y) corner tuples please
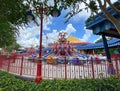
(0, 70), (120, 91)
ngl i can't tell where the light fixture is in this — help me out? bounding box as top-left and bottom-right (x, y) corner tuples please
(50, 0), (61, 17)
(26, 10), (35, 20)
(50, 8), (61, 17)
(26, 10), (39, 26)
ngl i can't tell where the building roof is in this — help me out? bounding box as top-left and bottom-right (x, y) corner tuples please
(67, 36), (82, 43)
(66, 36), (90, 45)
(85, 1), (120, 38)
(75, 38), (120, 50)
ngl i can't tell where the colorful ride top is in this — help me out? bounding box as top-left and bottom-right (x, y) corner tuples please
(52, 32), (74, 56)
(26, 32), (106, 65)
(45, 31), (91, 65)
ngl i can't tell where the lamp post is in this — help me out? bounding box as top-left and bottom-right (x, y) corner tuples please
(35, 6), (46, 83)
(26, 4), (61, 83)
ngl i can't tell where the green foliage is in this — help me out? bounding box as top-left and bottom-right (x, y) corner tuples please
(0, 0), (29, 48)
(0, 0), (29, 26)
(85, 1), (120, 25)
(0, 22), (17, 47)
(0, 71), (25, 91)
(85, 16), (95, 24)
(89, 1), (98, 11)
(1, 70), (120, 91)
(0, 0), (119, 25)
(114, 2), (120, 10)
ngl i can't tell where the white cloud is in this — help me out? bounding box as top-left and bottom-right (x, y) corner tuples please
(71, 10), (90, 22)
(93, 36), (102, 43)
(16, 15), (52, 48)
(44, 24), (77, 46)
(44, 29), (59, 45)
(81, 27), (92, 42)
(64, 24), (76, 36)
(17, 26), (39, 48)
(65, 3), (90, 23)
(17, 21), (94, 48)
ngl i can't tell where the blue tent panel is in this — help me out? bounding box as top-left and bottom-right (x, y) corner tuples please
(75, 38), (120, 50)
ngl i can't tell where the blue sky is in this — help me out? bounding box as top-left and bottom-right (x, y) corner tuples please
(16, 0), (116, 48)
(16, 10), (100, 48)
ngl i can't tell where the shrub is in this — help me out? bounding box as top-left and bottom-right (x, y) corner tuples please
(0, 70), (120, 91)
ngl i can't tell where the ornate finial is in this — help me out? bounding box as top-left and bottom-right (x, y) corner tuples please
(58, 31), (67, 43)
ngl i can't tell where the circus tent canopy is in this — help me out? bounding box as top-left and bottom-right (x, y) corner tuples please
(66, 36), (90, 45)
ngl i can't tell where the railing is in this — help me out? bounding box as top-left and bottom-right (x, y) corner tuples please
(0, 54), (120, 80)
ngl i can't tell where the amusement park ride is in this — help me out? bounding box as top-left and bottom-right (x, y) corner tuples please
(28, 31), (106, 65)
(46, 32), (73, 64)
(42, 32), (93, 65)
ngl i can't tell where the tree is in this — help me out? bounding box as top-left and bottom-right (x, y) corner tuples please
(0, 22), (20, 52)
(95, 38), (103, 43)
(0, 0), (29, 26)
(0, 0), (120, 47)
(95, 36), (113, 43)
(65, 0), (120, 35)
(0, 22), (18, 47)
(0, 0), (29, 48)
(84, 0), (120, 34)
(23, 0), (120, 35)
(1, 0), (120, 34)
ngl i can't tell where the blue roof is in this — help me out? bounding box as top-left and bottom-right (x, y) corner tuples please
(86, 3), (120, 29)
(75, 38), (120, 50)
(42, 47), (52, 52)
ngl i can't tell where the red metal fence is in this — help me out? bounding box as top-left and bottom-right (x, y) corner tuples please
(0, 54), (120, 80)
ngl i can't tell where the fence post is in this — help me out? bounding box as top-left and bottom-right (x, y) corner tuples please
(91, 58), (95, 78)
(0, 56), (3, 69)
(20, 56), (24, 76)
(107, 61), (115, 75)
(115, 57), (119, 77)
(13, 53), (16, 63)
(7, 57), (10, 72)
(65, 56), (67, 79)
